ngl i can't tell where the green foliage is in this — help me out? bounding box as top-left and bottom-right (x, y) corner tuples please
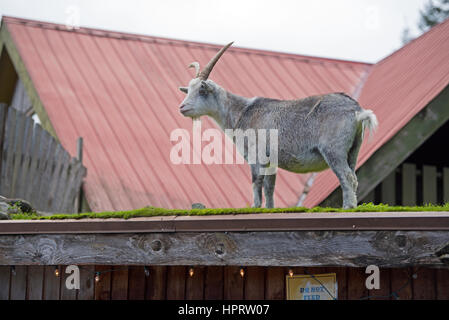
(402, 0), (449, 44)
(419, 0), (449, 32)
(7, 201), (23, 214)
(9, 203), (449, 221)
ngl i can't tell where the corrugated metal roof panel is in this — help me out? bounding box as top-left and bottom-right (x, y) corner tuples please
(3, 17), (374, 210)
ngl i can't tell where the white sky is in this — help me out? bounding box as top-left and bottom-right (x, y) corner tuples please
(0, 0), (428, 63)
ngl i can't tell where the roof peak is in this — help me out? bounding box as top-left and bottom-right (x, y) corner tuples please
(1, 15), (372, 68)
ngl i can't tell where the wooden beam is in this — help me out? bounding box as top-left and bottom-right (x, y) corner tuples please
(0, 230), (448, 267)
(321, 84), (449, 207)
(3, 212), (449, 233)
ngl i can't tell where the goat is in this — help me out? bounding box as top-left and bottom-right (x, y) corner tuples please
(178, 42), (378, 209)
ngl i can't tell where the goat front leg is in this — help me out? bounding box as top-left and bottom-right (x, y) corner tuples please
(251, 164), (263, 208)
(263, 173), (276, 208)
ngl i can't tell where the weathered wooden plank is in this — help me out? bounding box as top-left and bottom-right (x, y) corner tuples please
(224, 266), (244, 300)
(347, 268), (368, 300)
(27, 265), (44, 300)
(443, 168), (449, 204)
(60, 265), (77, 300)
(10, 110), (26, 198)
(368, 268), (391, 300)
(423, 165), (438, 205)
(2, 107), (17, 198)
(244, 266), (265, 300)
(185, 266), (204, 300)
(61, 160), (84, 213)
(0, 266), (11, 300)
(381, 171), (396, 205)
(204, 266), (223, 300)
(110, 266), (128, 300)
(435, 268), (449, 300)
(74, 137), (83, 214)
(58, 159), (79, 213)
(390, 268), (413, 300)
(9, 265), (26, 300)
(1, 231), (448, 267)
(77, 265), (94, 300)
(10, 79), (30, 113)
(128, 266), (146, 300)
(43, 266), (61, 300)
(45, 144), (65, 211)
(94, 265), (111, 300)
(145, 266), (167, 300)
(265, 267), (284, 300)
(322, 85), (449, 207)
(36, 133), (56, 210)
(0, 104), (8, 194)
(52, 151), (71, 213)
(23, 124), (42, 202)
(166, 266), (186, 300)
(412, 267), (436, 300)
(69, 164), (86, 213)
(30, 129), (50, 208)
(402, 164), (416, 206)
(15, 117), (33, 200)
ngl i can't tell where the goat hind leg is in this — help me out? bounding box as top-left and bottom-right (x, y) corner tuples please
(319, 148), (358, 209)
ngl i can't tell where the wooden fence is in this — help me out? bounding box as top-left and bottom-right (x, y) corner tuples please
(361, 163), (449, 206)
(0, 103), (86, 213)
(0, 265), (448, 300)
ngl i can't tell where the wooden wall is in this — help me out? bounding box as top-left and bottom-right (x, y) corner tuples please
(1, 265), (448, 300)
(361, 163), (449, 206)
(0, 103), (86, 213)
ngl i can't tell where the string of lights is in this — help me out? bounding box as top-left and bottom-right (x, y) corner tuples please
(8, 264), (421, 300)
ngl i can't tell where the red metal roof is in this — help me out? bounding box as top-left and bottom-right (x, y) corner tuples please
(4, 16), (447, 211)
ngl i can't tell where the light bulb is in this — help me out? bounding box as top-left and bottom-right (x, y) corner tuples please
(288, 269), (294, 277)
(95, 272), (101, 283)
(54, 267), (60, 277)
(240, 268), (245, 278)
(189, 267), (194, 277)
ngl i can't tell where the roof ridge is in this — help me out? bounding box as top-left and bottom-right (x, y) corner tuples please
(1, 15), (372, 68)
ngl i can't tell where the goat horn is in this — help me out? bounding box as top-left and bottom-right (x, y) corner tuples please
(198, 42), (234, 80)
(188, 62), (201, 78)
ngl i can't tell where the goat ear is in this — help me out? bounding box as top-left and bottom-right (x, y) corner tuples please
(179, 87), (188, 94)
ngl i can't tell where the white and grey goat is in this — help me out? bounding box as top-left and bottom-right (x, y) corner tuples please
(178, 42), (378, 208)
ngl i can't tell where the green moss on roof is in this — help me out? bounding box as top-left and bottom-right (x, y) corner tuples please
(9, 203), (449, 220)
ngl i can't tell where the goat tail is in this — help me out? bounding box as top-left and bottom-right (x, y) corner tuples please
(356, 109), (378, 140)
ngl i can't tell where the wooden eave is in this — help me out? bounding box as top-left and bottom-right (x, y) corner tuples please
(1, 212), (449, 267)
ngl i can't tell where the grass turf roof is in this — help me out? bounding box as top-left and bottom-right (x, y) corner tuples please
(8, 203), (449, 220)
